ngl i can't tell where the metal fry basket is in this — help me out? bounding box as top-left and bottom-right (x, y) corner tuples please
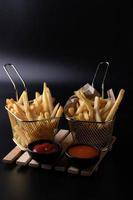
(67, 118), (115, 149)
(3, 64), (60, 150)
(6, 108), (60, 150)
(65, 62), (114, 149)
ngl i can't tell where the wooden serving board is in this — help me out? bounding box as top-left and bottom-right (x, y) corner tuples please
(2, 129), (116, 176)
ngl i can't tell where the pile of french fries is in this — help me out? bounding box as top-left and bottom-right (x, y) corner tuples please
(66, 89), (125, 122)
(6, 82), (63, 121)
(6, 82), (63, 149)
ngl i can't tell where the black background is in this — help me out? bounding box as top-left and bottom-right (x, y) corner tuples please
(0, 1), (132, 200)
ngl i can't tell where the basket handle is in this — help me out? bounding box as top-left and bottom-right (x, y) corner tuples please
(91, 61), (109, 98)
(3, 64), (27, 101)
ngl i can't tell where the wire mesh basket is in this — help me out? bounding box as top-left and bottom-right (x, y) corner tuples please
(67, 118), (115, 149)
(65, 62), (115, 149)
(6, 106), (60, 150)
(3, 64), (61, 150)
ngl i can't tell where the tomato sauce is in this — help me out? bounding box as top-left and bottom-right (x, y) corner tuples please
(33, 143), (59, 154)
(68, 145), (99, 159)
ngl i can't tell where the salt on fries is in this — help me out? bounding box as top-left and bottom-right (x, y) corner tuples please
(66, 89), (125, 122)
(6, 82), (63, 148)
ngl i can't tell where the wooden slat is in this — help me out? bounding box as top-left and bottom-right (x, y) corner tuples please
(2, 146), (22, 164)
(29, 159), (39, 168)
(61, 132), (73, 149)
(41, 164), (52, 170)
(54, 129), (69, 143)
(2, 130), (116, 177)
(80, 169), (92, 176)
(67, 166), (80, 175)
(16, 152), (32, 166)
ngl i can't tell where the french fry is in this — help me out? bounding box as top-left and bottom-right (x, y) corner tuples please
(10, 108), (14, 113)
(68, 107), (75, 116)
(18, 91), (25, 104)
(51, 106), (63, 129)
(100, 99), (113, 114)
(22, 91), (33, 120)
(6, 82), (63, 149)
(35, 91), (41, 99)
(76, 113), (84, 121)
(51, 103), (60, 118)
(76, 100), (86, 114)
(13, 103), (27, 121)
(99, 97), (108, 109)
(83, 111), (89, 121)
(37, 112), (44, 120)
(6, 98), (15, 109)
(33, 99), (40, 114)
(46, 87), (54, 114)
(44, 112), (50, 119)
(66, 86), (124, 124)
(94, 96), (102, 122)
(102, 109), (111, 121)
(42, 82), (49, 112)
(75, 90), (94, 120)
(29, 104), (37, 119)
(106, 89), (125, 121)
(35, 92), (42, 104)
(55, 106), (63, 118)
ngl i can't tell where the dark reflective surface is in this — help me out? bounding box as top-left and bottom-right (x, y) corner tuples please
(0, 80), (132, 200)
(0, 1), (132, 200)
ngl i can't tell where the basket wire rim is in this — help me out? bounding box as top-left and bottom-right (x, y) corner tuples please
(65, 115), (114, 124)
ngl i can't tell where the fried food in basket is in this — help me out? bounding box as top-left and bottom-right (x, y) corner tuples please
(6, 82), (63, 121)
(65, 88), (125, 122)
(6, 82), (63, 149)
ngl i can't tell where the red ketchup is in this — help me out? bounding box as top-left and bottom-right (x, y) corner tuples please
(33, 142), (59, 154)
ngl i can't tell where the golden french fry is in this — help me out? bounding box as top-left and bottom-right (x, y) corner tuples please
(83, 111), (89, 121)
(99, 97), (108, 108)
(100, 99), (113, 114)
(35, 91), (41, 99)
(6, 98), (14, 105)
(35, 92), (42, 106)
(37, 112), (44, 120)
(18, 91), (25, 104)
(29, 104), (37, 119)
(10, 108), (14, 113)
(106, 89), (125, 121)
(102, 109), (111, 121)
(76, 100), (86, 114)
(42, 82), (49, 112)
(94, 96), (102, 122)
(75, 113), (84, 121)
(33, 99), (43, 115)
(44, 111), (50, 119)
(68, 107), (75, 116)
(75, 90), (94, 120)
(22, 91), (33, 121)
(51, 103), (60, 118)
(13, 103), (27, 120)
(6, 98), (15, 109)
(55, 106), (63, 118)
(46, 87), (54, 114)
(16, 102), (25, 112)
